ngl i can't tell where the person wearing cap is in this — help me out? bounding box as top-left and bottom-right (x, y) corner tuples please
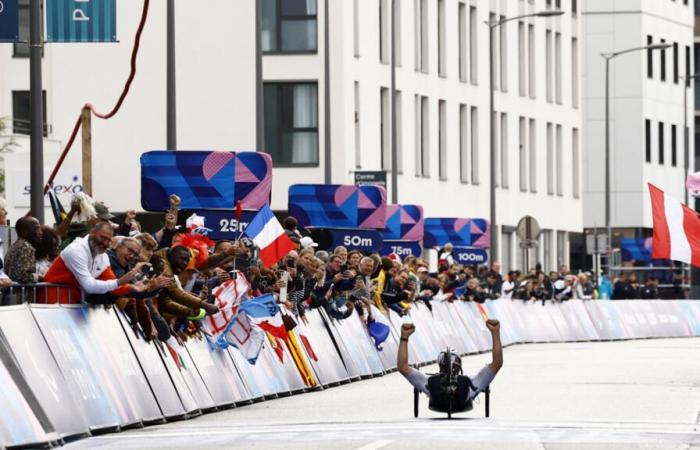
(299, 236), (318, 250)
(398, 319), (502, 411)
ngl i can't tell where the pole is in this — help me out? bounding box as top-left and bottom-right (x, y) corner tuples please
(390, 0), (398, 204)
(684, 77), (689, 205)
(255, 0), (265, 153)
(488, 24), (497, 264)
(604, 56), (611, 274)
(323, 0), (331, 183)
(81, 107), (92, 196)
(29, 0), (44, 223)
(166, 0), (177, 149)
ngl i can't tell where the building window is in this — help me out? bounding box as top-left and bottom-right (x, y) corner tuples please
(686, 45), (691, 81)
(572, 128), (580, 198)
(528, 24), (536, 98)
(414, 0), (429, 73)
(379, 0), (389, 63)
(263, 82), (318, 166)
(13, 0), (44, 58)
(501, 113), (509, 188)
(519, 116), (527, 191)
(439, 100), (447, 180)
(658, 121), (665, 164)
(12, 90), (48, 136)
(660, 39), (667, 82)
(546, 30), (553, 103)
(459, 3), (467, 82)
(572, 0), (577, 15)
(394, 0), (402, 66)
(395, 90), (403, 173)
(353, 0), (360, 57)
(557, 230), (567, 267)
(460, 104), (469, 183)
(499, 15), (508, 92)
(647, 35), (653, 79)
(414, 96), (421, 176)
(671, 124), (677, 167)
(571, 37), (579, 108)
(469, 6), (478, 84)
(438, 0), (446, 76)
(556, 124), (563, 195)
(555, 32), (562, 104)
(490, 13), (498, 91)
(547, 122), (554, 194)
(493, 111), (499, 186)
(518, 21), (526, 97)
(645, 119), (651, 163)
(529, 118), (537, 192)
(354, 82), (361, 168)
(673, 42), (679, 84)
(381, 87), (390, 170)
(542, 229), (552, 272)
(262, 0), (318, 53)
(471, 106), (479, 184)
(421, 96), (430, 176)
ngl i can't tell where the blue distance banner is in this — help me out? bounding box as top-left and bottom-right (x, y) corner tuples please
(194, 209), (258, 240)
(328, 228), (383, 252)
(47, 0), (117, 42)
(423, 217), (490, 248)
(288, 184), (387, 230)
(380, 240), (422, 258)
(452, 247), (488, 265)
(0, 0), (19, 42)
(382, 204), (424, 241)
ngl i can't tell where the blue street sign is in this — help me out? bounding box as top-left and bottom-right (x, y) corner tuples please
(327, 228), (383, 252)
(452, 247), (488, 265)
(47, 0), (117, 42)
(380, 240), (423, 258)
(0, 0), (19, 43)
(194, 209), (258, 240)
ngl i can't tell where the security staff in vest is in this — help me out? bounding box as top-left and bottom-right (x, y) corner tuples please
(397, 319), (502, 413)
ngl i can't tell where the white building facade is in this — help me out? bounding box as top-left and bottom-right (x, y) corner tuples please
(0, 0), (584, 272)
(581, 0), (694, 241)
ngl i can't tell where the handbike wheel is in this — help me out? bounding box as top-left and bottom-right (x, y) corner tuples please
(413, 388), (419, 418)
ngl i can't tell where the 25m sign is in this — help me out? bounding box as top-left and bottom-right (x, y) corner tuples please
(47, 0), (117, 42)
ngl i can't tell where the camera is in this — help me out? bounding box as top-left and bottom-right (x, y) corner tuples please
(340, 263), (348, 272)
(285, 258), (296, 269)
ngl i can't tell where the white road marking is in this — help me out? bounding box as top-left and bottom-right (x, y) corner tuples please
(353, 439), (394, 450)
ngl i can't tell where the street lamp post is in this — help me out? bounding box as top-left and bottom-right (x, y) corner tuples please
(487, 10), (563, 265)
(601, 43), (671, 272)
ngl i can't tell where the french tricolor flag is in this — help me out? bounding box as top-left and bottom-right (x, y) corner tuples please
(244, 204), (297, 267)
(649, 183), (700, 267)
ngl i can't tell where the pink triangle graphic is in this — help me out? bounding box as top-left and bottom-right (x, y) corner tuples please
(334, 185), (356, 207)
(400, 208), (417, 224)
(357, 189), (376, 209)
(454, 218), (470, 233)
(470, 221), (484, 233)
(203, 152), (234, 181)
(235, 156), (260, 183)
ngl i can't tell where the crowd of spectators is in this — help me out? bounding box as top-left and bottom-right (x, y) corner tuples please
(0, 194), (687, 344)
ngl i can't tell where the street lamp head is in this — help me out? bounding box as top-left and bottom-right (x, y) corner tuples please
(535, 10), (565, 17)
(646, 43), (672, 51)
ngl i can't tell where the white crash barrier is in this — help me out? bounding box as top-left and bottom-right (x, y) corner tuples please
(0, 299), (699, 449)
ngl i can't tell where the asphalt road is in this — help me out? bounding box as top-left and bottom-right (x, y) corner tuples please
(65, 338), (700, 450)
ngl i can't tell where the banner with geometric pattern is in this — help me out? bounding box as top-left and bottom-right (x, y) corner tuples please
(423, 217), (490, 248)
(382, 204), (424, 241)
(288, 184), (387, 230)
(140, 151), (272, 211)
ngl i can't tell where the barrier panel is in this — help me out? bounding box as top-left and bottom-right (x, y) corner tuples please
(674, 300), (700, 336)
(336, 310), (385, 376)
(114, 312), (194, 419)
(184, 337), (251, 407)
(385, 308), (431, 365)
(649, 300), (693, 337)
(320, 309), (382, 378)
(431, 300), (478, 354)
(615, 301), (654, 339)
(405, 304), (441, 363)
(453, 301), (492, 351)
(558, 300), (600, 341)
(484, 300), (520, 346)
(584, 301), (629, 340)
(368, 304), (400, 371)
(0, 304), (90, 440)
(31, 305), (144, 431)
(293, 309), (350, 385)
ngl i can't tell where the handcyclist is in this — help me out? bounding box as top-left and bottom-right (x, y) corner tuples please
(397, 319), (503, 412)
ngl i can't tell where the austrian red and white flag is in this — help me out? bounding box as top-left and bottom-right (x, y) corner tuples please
(649, 183), (700, 267)
(243, 204), (297, 267)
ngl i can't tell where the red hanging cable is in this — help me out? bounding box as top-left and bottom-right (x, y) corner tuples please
(44, 0), (151, 193)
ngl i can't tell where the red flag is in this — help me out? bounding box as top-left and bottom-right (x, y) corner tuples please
(235, 200), (242, 221)
(648, 183), (700, 267)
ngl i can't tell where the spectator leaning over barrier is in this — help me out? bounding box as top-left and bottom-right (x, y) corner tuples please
(153, 246), (219, 321)
(5, 216), (42, 285)
(42, 222), (149, 304)
(397, 319), (502, 411)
